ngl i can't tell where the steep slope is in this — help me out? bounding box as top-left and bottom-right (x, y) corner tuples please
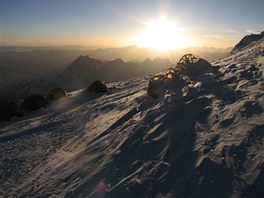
(231, 31), (264, 53)
(0, 38), (264, 198)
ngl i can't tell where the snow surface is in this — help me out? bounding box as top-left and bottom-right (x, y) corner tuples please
(1, 38), (264, 198)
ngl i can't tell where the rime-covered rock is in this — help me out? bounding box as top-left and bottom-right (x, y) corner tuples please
(47, 88), (67, 101)
(0, 101), (24, 121)
(87, 80), (108, 93)
(21, 94), (48, 111)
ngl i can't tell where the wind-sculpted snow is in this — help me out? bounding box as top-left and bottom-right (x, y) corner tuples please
(0, 38), (264, 198)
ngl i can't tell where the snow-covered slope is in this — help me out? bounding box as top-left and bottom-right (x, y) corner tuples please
(0, 38), (264, 198)
(231, 31), (264, 54)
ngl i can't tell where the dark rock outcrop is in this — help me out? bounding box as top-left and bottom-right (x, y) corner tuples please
(47, 88), (67, 101)
(0, 101), (24, 121)
(87, 80), (108, 93)
(21, 94), (48, 111)
(181, 58), (216, 77)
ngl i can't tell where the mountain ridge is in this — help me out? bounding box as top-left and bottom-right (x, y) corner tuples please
(231, 31), (264, 53)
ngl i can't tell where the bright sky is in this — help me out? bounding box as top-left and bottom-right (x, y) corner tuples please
(0, 0), (264, 50)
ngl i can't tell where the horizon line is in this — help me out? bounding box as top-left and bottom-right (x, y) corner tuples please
(0, 44), (233, 50)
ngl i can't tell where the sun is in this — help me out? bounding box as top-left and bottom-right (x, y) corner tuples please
(134, 17), (189, 51)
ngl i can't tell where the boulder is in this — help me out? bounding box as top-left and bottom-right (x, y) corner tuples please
(87, 80), (107, 93)
(147, 75), (165, 98)
(47, 88), (67, 101)
(0, 101), (24, 121)
(21, 94), (48, 111)
(181, 58), (215, 77)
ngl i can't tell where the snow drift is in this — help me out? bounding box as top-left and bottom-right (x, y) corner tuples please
(0, 36), (264, 198)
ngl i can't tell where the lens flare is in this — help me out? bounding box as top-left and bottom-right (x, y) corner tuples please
(133, 17), (189, 51)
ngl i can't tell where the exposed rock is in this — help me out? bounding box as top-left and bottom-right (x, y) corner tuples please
(147, 54), (217, 98)
(147, 75), (165, 98)
(87, 80), (108, 93)
(47, 88), (67, 101)
(180, 58), (216, 77)
(21, 94), (48, 111)
(0, 101), (24, 121)
(240, 100), (263, 118)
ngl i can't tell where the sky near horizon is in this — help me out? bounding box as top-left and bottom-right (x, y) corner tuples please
(0, 0), (264, 50)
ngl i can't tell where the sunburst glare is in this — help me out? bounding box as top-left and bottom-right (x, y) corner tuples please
(133, 17), (190, 51)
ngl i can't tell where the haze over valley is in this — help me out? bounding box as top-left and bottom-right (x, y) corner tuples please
(0, 45), (231, 103)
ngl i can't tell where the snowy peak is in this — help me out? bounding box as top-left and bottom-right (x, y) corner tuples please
(109, 58), (125, 64)
(68, 55), (103, 70)
(231, 31), (264, 53)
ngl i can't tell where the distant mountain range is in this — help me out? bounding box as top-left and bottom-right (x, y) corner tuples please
(0, 45), (230, 76)
(57, 55), (171, 91)
(0, 31), (263, 103)
(0, 45), (232, 103)
(0, 55), (171, 103)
